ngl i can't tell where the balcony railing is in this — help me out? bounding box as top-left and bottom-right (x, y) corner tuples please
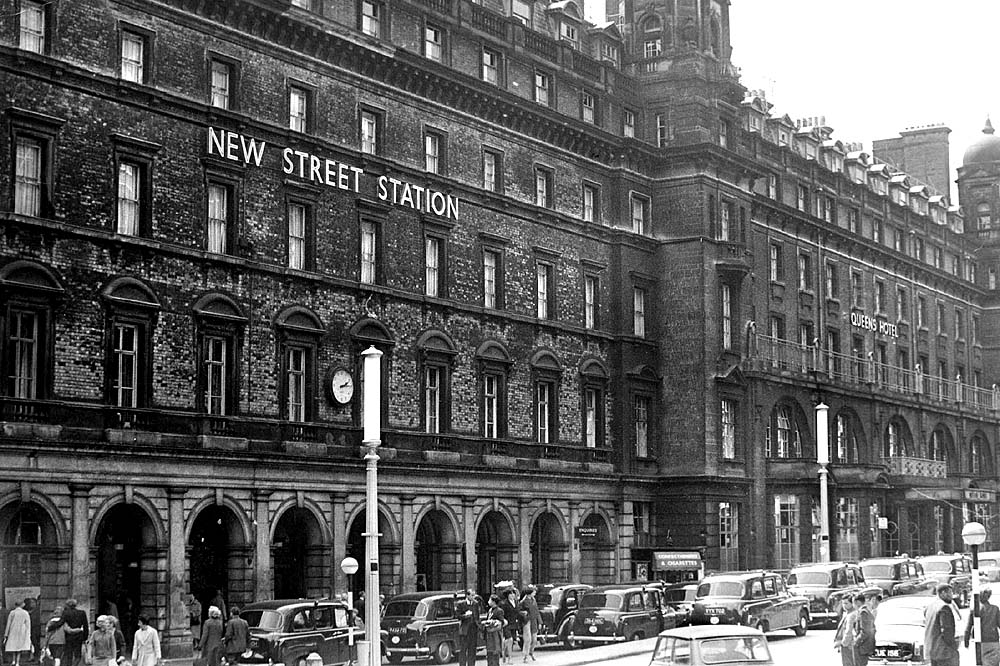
(751, 334), (999, 412)
(882, 456), (948, 479)
(468, 4), (507, 38)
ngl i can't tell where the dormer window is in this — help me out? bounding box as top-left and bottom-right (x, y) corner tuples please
(600, 42), (618, 64)
(560, 21), (578, 46)
(511, 0), (531, 26)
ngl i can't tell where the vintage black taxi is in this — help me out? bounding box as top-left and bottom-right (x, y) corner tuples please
(568, 583), (682, 645)
(786, 562), (868, 626)
(859, 556), (934, 598)
(917, 554), (973, 607)
(239, 599), (356, 666)
(688, 571), (810, 636)
(380, 591), (480, 664)
(535, 583), (591, 647)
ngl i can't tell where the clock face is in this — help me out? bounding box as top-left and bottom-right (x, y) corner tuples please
(331, 368), (355, 404)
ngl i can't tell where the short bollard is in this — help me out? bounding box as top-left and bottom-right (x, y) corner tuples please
(356, 640), (370, 666)
(305, 652), (323, 666)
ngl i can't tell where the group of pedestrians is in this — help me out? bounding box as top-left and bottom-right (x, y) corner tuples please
(195, 605), (249, 666)
(833, 588), (880, 666)
(456, 585), (543, 666)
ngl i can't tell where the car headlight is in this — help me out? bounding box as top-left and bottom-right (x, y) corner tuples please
(913, 641), (924, 660)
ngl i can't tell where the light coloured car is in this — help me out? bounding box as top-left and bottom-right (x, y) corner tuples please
(649, 624), (773, 665)
(977, 551), (1000, 582)
(872, 595), (963, 664)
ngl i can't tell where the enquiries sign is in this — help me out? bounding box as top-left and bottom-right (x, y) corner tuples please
(206, 127), (460, 220)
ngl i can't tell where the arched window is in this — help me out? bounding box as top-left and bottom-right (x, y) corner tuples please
(835, 412), (859, 463)
(275, 306), (324, 422)
(193, 293), (246, 416)
(530, 350), (562, 444)
(580, 359), (609, 449)
(978, 202), (992, 230)
(101, 277), (160, 414)
(929, 426), (951, 466)
(475, 340), (512, 439)
(416, 330), (457, 434)
(641, 15), (662, 33)
(883, 417), (914, 458)
(0, 260), (65, 401)
(766, 404), (803, 458)
(970, 434), (992, 476)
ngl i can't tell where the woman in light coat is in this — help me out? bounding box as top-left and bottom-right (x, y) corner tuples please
(198, 606), (224, 666)
(131, 615), (160, 666)
(4, 600), (33, 666)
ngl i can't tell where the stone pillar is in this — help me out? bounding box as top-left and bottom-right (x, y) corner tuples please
(253, 490), (272, 601)
(462, 497), (476, 594)
(68, 484), (91, 612)
(332, 492), (347, 597)
(568, 501), (581, 582)
(162, 487), (192, 658)
(400, 495), (416, 593)
(518, 500), (531, 586)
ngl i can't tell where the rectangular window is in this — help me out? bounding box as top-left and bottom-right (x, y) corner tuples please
(204, 335), (228, 416)
(851, 271), (863, 308)
(286, 346), (306, 422)
(718, 119), (729, 148)
(287, 202), (307, 270)
(584, 387), (598, 447)
(582, 183), (598, 223)
(483, 249), (499, 308)
(482, 47), (500, 85)
(483, 149), (501, 193)
(918, 295), (927, 328)
(721, 283), (732, 350)
(483, 373), (499, 438)
(767, 174), (778, 200)
(14, 137), (42, 217)
(623, 109), (635, 138)
(937, 302), (946, 335)
(8, 310), (39, 399)
(207, 183), (230, 254)
(425, 236), (442, 297)
(719, 502), (739, 571)
(424, 131), (442, 174)
(825, 262), (839, 299)
(581, 91), (595, 124)
(633, 287), (646, 337)
(210, 60), (232, 109)
(874, 279), (885, 313)
(360, 219), (377, 284)
(956, 308), (965, 340)
(836, 497), (860, 562)
(584, 275), (598, 330)
(288, 86), (309, 132)
(630, 195), (648, 234)
(536, 263), (553, 319)
(534, 71), (550, 106)
(655, 113), (669, 147)
(117, 161), (141, 235)
(360, 110), (379, 155)
(361, 0), (381, 38)
(847, 207), (859, 234)
(560, 21), (578, 44)
(424, 365), (441, 433)
(973, 314), (981, 345)
(19, 1), (46, 53)
(769, 243), (783, 282)
(535, 168), (553, 208)
(798, 253), (812, 291)
(634, 395), (649, 457)
(796, 184), (809, 212)
(644, 38), (662, 59)
(536, 381), (555, 443)
(721, 399), (736, 459)
(120, 30), (146, 83)
(511, 0), (531, 25)
(424, 24), (443, 61)
(112, 323), (139, 408)
(774, 494), (800, 569)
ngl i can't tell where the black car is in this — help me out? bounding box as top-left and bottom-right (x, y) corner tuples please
(859, 557), (933, 598)
(786, 562), (868, 626)
(535, 583), (591, 647)
(689, 571), (810, 636)
(380, 591), (481, 664)
(239, 599), (356, 666)
(568, 584), (683, 645)
(917, 554), (973, 607)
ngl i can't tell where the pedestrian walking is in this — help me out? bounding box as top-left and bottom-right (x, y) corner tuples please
(223, 607), (249, 665)
(198, 606), (224, 666)
(518, 586), (540, 663)
(4, 600), (32, 666)
(130, 615), (160, 666)
(86, 615), (122, 666)
(107, 616), (126, 659)
(966, 587), (1000, 666)
(60, 600), (89, 666)
(853, 592), (879, 666)
(499, 589), (518, 664)
(43, 605), (66, 666)
(925, 583), (960, 666)
(208, 591), (227, 623)
(456, 590), (480, 666)
(187, 595), (202, 651)
(833, 596), (858, 666)
(483, 595), (506, 666)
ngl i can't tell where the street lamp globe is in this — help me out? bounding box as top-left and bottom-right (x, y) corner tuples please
(341, 556), (359, 576)
(963, 521), (988, 547)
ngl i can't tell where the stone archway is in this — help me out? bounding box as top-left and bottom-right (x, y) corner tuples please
(189, 505), (247, 620)
(0, 499), (62, 638)
(530, 512), (567, 584)
(347, 509), (398, 597)
(95, 504), (160, 643)
(272, 507), (325, 599)
(415, 509), (459, 591)
(578, 514), (614, 585)
(476, 511), (515, 596)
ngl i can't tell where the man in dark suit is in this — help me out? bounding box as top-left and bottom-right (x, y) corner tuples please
(60, 599), (89, 666)
(925, 583), (959, 666)
(456, 589), (481, 666)
(965, 586), (1000, 666)
(853, 592), (879, 666)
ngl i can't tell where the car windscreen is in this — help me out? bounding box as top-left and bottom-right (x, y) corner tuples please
(663, 588), (695, 603)
(876, 606), (926, 628)
(580, 593), (621, 610)
(861, 564), (893, 579)
(922, 561), (952, 573)
(243, 609), (284, 632)
(536, 589), (554, 606)
(383, 600), (425, 618)
(980, 558), (999, 568)
(700, 636), (772, 663)
(697, 581), (744, 598)
(787, 571), (830, 585)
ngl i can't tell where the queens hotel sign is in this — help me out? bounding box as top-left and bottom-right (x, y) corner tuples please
(850, 311), (899, 338)
(207, 128), (460, 220)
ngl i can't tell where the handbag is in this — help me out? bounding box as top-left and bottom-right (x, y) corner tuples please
(82, 641), (93, 666)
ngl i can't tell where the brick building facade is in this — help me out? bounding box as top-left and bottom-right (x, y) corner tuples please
(1, 0), (999, 657)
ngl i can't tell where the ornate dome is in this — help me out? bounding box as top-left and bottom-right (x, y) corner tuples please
(963, 118), (1000, 166)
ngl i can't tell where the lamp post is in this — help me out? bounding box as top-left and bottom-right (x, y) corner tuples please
(340, 556), (359, 648)
(815, 402), (830, 562)
(361, 346), (383, 666)
(964, 520), (988, 666)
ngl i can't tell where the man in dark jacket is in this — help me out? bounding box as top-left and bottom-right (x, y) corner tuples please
(965, 587), (1000, 666)
(925, 584), (960, 666)
(853, 592), (879, 666)
(223, 607), (250, 665)
(60, 600), (89, 666)
(456, 590), (480, 666)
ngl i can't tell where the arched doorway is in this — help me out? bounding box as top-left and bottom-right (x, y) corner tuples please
(347, 509), (398, 598)
(189, 505), (246, 620)
(476, 511), (515, 597)
(530, 513), (567, 583)
(0, 499), (60, 650)
(578, 514), (614, 585)
(96, 504), (158, 644)
(415, 509), (459, 591)
(273, 507), (325, 599)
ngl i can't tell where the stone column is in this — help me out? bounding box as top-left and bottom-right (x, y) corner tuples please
(68, 484), (91, 611)
(162, 487), (192, 658)
(400, 495), (416, 593)
(332, 492), (347, 597)
(253, 490), (272, 601)
(462, 497), (476, 593)
(518, 500), (531, 586)
(568, 501), (581, 582)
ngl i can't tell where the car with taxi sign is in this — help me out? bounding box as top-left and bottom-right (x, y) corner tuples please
(379, 591), (481, 664)
(238, 599), (357, 666)
(568, 583), (683, 645)
(917, 554), (973, 607)
(535, 583), (592, 647)
(786, 562), (869, 626)
(688, 570), (810, 636)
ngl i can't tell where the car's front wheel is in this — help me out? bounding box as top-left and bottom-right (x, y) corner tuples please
(433, 641), (453, 664)
(793, 611), (808, 637)
(386, 654), (404, 664)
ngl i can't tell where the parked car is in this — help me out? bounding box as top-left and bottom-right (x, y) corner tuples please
(976, 550), (1000, 582)
(535, 583), (592, 647)
(917, 554), (973, 607)
(649, 625), (774, 666)
(569, 583), (683, 645)
(239, 599), (356, 666)
(871, 594), (962, 663)
(688, 570), (810, 636)
(662, 583), (699, 626)
(859, 556), (934, 598)
(786, 562), (868, 626)
(380, 591), (480, 664)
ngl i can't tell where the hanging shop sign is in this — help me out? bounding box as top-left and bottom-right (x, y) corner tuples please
(206, 127), (460, 220)
(850, 311), (899, 338)
(653, 551), (702, 571)
(575, 526), (599, 539)
(965, 489), (996, 503)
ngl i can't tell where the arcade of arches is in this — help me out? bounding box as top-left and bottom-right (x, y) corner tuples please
(0, 488), (618, 657)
